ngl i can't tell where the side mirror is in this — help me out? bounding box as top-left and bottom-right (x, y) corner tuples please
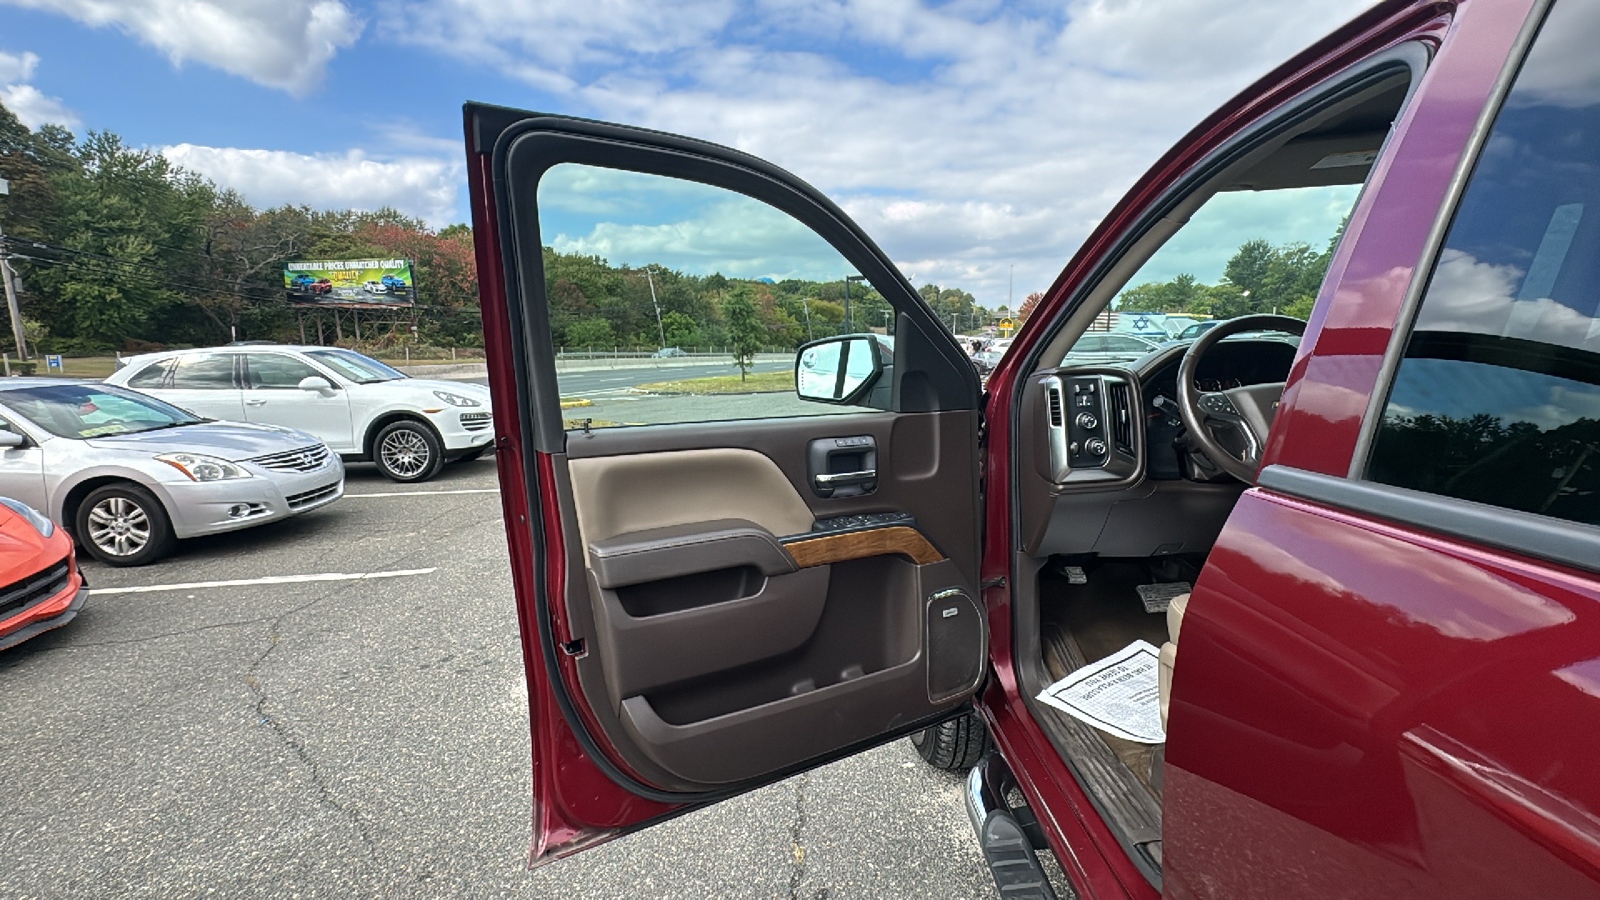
(298, 376), (337, 395)
(795, 335), (884, 405)
(0, 431), (24, 448)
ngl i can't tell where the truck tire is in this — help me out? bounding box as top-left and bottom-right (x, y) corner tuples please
(910, 712), (992, 770)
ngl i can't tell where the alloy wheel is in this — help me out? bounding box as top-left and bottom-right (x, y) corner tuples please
(87, 496), (151, 558)
(380, 428), (432, 478)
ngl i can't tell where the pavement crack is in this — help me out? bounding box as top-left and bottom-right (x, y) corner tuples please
(788, 773), (811, 900)
(245, 579), (383, 862)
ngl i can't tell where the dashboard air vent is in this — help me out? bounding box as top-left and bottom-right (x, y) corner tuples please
(1047, 387), (1063, 427)
(1107, 382), (1133, 454)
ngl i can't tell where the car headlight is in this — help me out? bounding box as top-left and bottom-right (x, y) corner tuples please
(156, 453), (252, 482)
(0, 497), (54, 538)
(432, 390), (481, 408)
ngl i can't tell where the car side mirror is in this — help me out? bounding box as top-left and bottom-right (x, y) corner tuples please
(298, 376), (337, 395)
(795, 335), (884, 405)
(0, 431), (24, 448)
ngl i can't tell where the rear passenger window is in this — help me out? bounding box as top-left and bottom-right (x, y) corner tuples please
(1369, 1), (1600, 526)
(170, 354), (236, 389)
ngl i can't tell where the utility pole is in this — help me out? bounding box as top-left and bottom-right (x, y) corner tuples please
(645, 267), (666, 348)
(0, 178), (28, 360)
(1009, 264), (1014, 310)
(801, 297), (814, 341)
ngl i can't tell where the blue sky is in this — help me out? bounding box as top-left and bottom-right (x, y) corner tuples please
(0, 0), (1374, 308)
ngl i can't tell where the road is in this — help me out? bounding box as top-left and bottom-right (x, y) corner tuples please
(0, 457), (1047, 898)
(544, 358), (792, 398)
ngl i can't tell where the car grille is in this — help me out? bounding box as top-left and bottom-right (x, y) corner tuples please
(0, 560), (71, 620)
(460, 411), (492, 432)
(286, 483), (340, 510)
(249, 444), (332, 473)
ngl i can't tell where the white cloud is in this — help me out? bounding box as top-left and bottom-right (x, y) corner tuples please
(0, 0), (363, 95)
(0, 49), (38, 84)
(0, 49), (79, 129)
(383, 0), (1375, 304)
(160, 144), (460, 228)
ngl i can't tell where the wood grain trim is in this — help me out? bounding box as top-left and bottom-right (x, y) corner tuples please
(782, 526), (944, 568)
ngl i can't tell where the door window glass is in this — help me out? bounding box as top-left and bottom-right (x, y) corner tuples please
(248, 354), (320, 389)
(170, 354), (236, 389)
(1369, 1), (1600, 526)
(536, 163), (889, 428)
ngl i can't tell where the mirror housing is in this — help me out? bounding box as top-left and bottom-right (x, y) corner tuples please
(298, 375), (337, 395)
(0, 430), (24, 449)
(795, 335), (887, 406)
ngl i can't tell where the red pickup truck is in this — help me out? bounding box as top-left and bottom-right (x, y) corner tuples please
(467, 1), (1600, 896)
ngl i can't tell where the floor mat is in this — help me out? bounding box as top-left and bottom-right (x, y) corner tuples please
(1040, 562), (1175, 793)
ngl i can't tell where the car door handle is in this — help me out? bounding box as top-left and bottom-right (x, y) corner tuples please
(244, 399), (267, 406)
(814, 469), (876, 487)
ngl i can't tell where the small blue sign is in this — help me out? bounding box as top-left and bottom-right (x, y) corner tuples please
(45, 354), (62, 370)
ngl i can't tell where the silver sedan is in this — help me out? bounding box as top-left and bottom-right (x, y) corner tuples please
(0, 379), (344, 566)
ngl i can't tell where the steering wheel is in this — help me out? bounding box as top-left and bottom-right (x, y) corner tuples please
(1174, 314), (1305, 482)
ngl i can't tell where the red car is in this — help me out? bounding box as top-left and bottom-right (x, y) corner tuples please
(0, 497), (87, 651)
(466, 1), (1600, 897)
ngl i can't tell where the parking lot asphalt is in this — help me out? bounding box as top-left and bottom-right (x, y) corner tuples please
(0, 456), (1015, 898)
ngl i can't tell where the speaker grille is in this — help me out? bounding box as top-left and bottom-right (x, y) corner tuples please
(926, 587), (983, 703)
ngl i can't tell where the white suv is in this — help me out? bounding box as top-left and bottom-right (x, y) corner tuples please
(107, 346), (493, 482)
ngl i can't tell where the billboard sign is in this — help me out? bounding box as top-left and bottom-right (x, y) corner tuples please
(284, 259), (414, 304)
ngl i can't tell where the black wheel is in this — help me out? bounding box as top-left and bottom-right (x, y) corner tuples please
(910, 712), (993, 770)
(453, 446), (488, 463)
(373, 420), (444, 483)
(75, 483), (174, 567)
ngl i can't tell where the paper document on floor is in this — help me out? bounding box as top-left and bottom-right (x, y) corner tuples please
(1036, 639), (1166, 744)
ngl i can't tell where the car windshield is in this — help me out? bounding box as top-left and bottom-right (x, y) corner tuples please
(303, 349), (406, 384)
(1, 383), (204, 439)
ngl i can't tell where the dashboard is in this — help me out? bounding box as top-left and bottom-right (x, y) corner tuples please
(1019, 336), (1299, 559)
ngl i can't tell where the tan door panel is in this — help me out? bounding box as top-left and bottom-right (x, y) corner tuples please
(569, 448), (816, 546)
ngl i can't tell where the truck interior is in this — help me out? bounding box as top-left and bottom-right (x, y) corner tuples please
(1005, 51), (1421, 887)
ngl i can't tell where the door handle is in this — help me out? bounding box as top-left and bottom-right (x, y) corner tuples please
(814, 469), (876, 487)
(244, 399), (267, 407)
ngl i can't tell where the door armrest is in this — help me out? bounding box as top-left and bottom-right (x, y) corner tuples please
(588, 518), (798, 588)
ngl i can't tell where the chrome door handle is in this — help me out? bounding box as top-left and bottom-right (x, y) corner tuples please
(244, 399), (267, 407)
(814, 469), (876, 487)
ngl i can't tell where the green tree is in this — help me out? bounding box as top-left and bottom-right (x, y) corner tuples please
(723, 287), (763, 381)
(565, 317), (614, 350)
(660, 310), (700, 348)
(24, 131), (213, 348)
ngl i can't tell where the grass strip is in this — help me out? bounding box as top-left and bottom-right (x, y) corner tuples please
(633, 370), (795, 394)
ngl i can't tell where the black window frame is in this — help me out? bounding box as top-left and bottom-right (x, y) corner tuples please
(482, 111), (979, 455)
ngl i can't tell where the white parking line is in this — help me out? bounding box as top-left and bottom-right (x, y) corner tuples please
(89, 568), (438, 596)
(345, 488), (500, 498)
